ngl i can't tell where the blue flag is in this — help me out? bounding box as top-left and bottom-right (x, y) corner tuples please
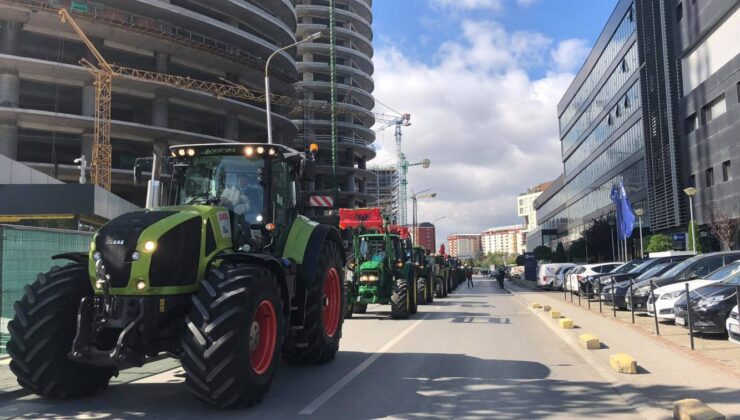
(610, 184), (623, 239)
(619, 180), (636, 240)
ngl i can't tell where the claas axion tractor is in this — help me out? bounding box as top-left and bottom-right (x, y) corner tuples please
(7, 143), (347, 408)
(340, 208), (421, 319)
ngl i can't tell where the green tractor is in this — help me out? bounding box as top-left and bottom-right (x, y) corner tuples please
(340, 209), (418, 319)
(412, 246), (434, 305)
(429, 254), (449, 298)
(7, 143), (347, 408)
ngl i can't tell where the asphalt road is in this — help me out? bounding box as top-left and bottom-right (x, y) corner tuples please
(0, 277), (641, 419)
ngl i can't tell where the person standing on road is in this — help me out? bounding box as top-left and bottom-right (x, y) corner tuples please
(496, 266), (505, 290)
(466, 267), (474, 288)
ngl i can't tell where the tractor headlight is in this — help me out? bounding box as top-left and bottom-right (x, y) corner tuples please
(143, 241), (157, 252)
(367, 274), (379, 282)
(93, 251), (102, 261)
(360, 275), (369, 282)
(136, 280), (147, 291)
(131, 251), (141, 261)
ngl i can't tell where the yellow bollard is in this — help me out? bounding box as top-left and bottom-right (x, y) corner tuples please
(559, 318), (574, 329)
(578, 333), (600, 349)
(609, 353), (638, 374)
(549, 310), (560, 319)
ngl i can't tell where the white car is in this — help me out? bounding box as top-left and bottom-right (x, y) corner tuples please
(727, 305), (739, 345)
(565, 263), (623, 293)
(554, 264), (577, 290)
(537, 263), (572, 289)
(649, 262), (740, 320)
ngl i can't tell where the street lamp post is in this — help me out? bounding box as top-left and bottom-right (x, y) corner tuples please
(411, 190), (437, 245)
(684, 187), (697, 253)
(264, 32), (322, 144)
(635, 208), (645, 257)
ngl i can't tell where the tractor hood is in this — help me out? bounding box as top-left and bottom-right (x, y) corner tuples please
(89, 206), (233, 295)
(359, 260), (382, 271)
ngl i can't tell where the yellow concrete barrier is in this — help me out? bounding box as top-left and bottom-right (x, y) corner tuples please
(559, 318), (574, 329)
(579, 333), (600, 350)
(609, 353), (637, 374)
(531, 303), (542, 309)
(549, 310), (560, 319)
(673, 399), (725, 420)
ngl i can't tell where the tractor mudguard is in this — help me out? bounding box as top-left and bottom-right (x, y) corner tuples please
(300, 224), (345, 285)
(52, 252), (89, 264)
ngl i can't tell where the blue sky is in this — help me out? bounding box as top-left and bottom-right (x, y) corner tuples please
(368, 0), (619, 248)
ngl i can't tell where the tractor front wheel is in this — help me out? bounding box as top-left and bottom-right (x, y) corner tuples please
(182, 264), (283, 408)
(282, 241), (344, 365)
(343, 281), (354, 320)
(7, 263), (115, 398)
(390, 276), (410, 319)
(417, 277), (427, 305)
(425, 277), (434, 304)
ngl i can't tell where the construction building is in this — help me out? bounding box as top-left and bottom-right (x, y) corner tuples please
(447, 234), (481, 259)
(481, 225), (525, 256)
(415, 221), (435, 253)
(293, 0), (376, 222)
(368, 165), (399, 224)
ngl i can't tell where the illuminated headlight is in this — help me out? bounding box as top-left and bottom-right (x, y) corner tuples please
(186, 148), (195, 156)
(256, 214), (264, 222)
(244, 146), (254, 157)
(178, 148), (186, 156)
(367, 275), (379, 282)
(268, 148), (276, 156)
(131, 251), (141, 261)
(360, 275), (369, 282)
(143, 241), (157, 252)
(136, 280), (147, 291)
(94, 280), (103, 290)
(257, 146), (265, 154)
(93, 251), (102, 261)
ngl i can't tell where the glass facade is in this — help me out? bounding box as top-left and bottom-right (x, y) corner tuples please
(559, 6), (637, 132)
(562, 45), (640, 157)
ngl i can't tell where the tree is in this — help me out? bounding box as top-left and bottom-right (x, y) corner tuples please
(552, 242), (567, 262)
(533, 245), (551, 262)
(568, 238), (588, 262)
(515, 254), (526, 266)
(708, 204), (740, 251)
(582, 218), (614, 261)
(646, 234), (673, 253)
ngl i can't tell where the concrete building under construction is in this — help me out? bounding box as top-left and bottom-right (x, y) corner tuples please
(368, 165), (399, 224)
(0, 0), (375, 225)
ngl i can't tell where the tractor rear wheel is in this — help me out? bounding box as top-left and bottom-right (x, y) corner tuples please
(182, 264), (283, 408)
(417, 277), (427, 305)
(409, 275), (418, 315)
(425, 277), (434, 304)
(7, 263), (115, 398)
(282, 241), (344, 365)
(435, 276), (444, 298)
(390, 276), (409, 319)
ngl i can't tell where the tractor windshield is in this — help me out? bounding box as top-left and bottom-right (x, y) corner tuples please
(178, 155), (265, 224)
(359, 236), (387, 263)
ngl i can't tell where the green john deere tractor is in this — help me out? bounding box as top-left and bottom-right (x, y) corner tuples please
(7, 143), (346, 408)
(429, 254), (449, 298)
(340, 209), (417, 319)
(412, 246), (433, 305)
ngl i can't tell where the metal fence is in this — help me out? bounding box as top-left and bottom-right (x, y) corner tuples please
(0, 225), (92, 354)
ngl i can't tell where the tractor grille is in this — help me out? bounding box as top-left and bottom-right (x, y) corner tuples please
(96, 211), (176, 287)
(149, 217), (202, 288)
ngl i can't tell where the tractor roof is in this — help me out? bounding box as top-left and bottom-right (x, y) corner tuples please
(388, 225), (410, 239)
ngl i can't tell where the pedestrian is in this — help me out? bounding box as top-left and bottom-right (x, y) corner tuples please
(466, 267), (474, 288)
(497, 266), (505, 290)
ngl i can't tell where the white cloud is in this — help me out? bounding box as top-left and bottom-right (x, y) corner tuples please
(371, 19), (579, 249)
(430, 0), (505, 11)
(551, 38), (591, 72)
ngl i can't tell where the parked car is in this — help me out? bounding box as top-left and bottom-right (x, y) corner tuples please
(649, 261), (740, 320)
(728, 305), (739, 344)
(553, 264), (577, 290)
(565, 263), (623, 294)
(600, 256), (692, 308)
(537, 263), (572, 289)
(626, 251), (740, 312)
(674, 268), (740, 334)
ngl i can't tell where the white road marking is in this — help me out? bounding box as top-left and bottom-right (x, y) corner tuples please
(298, 313), (431, 415)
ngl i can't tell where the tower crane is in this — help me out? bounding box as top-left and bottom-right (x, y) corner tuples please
(374, 113), (430, 226)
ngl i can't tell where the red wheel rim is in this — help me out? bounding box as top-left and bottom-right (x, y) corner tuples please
(322, 267), (341, 337)
(249, 300), (277, 375)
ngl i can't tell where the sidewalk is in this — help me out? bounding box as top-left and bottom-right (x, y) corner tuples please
(509, 284), (740, 418)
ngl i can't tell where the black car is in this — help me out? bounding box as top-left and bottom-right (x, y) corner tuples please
(674, 269), (740, 334)
(599, 256), (691, 308)
(626, 251), (740, 312)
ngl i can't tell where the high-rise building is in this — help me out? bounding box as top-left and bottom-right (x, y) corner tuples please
(367, 166), (399, 223)
(447, 234), (481, 259)
(481, 225), (525, 255)
(294, 0), (376, 222)
(0, 0), (300, 222)
(416, 222), (435, 253)
(517, 181), (551, 232)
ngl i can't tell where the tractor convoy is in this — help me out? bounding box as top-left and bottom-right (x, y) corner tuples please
(6, 147), (465, 408)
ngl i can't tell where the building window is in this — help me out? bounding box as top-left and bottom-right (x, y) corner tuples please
(685, 113), (698, 133)
(621, 58), (629, 72)
(722, 160), (731, 182)
(623, 94), (630, 108)
(705, 168), (714, 187)
(676, 3), (683, 21)
(702, 94), (726, 123)
(688, 175), (695, 188)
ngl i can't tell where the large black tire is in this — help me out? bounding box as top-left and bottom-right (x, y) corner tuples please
(352, 302), (368, 314)
(443, 275), (449, 297)
(390, 276), (409, 319)
(7, 263), (115, 398)
(343, 281), (354, 320)
(435, 276), (444, 298)
(409, 274), (418, 315)
(417, 277), (427, 305)
(182, 264), (283, 408)
(425, 277), (434, 304)
(282, 241), (344, 365)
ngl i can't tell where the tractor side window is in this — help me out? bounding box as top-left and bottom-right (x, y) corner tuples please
(271, 161), (292, 227)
